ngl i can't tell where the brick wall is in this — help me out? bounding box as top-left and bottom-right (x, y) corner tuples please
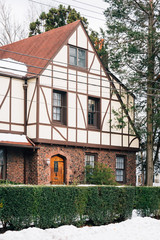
(34, 144), (136, 186)
(7, 148), (24, 183)
(5, 145), (136, 185)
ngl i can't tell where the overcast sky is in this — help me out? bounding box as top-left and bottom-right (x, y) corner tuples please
(3, 0), (108, 33)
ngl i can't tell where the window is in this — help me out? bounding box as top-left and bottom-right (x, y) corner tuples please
(85, 154), (95, 168)
(88, 97), (100, 128)
(69, 46), (86, 68)
(0, 149), (5, 180)
(53, 91), (66, 124)
(116, 156), (125, 183)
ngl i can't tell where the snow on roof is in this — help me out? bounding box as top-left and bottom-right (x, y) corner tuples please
(0, 58), (27, 76)
(0, 133), (33, 147)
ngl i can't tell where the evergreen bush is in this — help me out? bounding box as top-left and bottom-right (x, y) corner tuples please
(85, 163), (117, 185)
(0, 185), (160, 230)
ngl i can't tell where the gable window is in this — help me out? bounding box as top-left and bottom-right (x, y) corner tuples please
(0, 149), (6, 180)
(116, 156), (125, 183)
(69, 46), (86, 68)
(53, 90), (66, 125)
(88, 97), (100, 128)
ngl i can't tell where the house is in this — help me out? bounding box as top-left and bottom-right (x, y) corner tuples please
(0, 20), (139, 185)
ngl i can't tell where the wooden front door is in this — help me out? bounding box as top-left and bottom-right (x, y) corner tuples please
(50, 156), (64, 184)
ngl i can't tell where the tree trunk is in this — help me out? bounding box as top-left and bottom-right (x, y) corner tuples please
(146, 0), (154, 186)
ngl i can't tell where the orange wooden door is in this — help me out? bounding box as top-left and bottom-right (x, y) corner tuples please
(50, 156), (64, 184)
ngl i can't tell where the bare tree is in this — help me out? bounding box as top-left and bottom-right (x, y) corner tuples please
(0, 1), (27, 46)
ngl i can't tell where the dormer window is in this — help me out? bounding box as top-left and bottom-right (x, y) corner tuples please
(69, 46), (86, 68)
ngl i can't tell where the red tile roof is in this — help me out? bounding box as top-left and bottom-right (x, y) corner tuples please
(0, 20), (81, 77)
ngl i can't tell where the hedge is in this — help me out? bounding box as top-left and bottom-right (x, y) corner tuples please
(0, 186), (160, 230)
(135, 187), (160, 217)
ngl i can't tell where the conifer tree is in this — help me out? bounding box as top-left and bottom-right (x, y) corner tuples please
(104, 0), (160, 185)
(29, 5), (88, 36)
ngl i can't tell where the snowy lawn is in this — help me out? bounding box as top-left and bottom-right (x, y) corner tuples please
(1, 214), (160, 240)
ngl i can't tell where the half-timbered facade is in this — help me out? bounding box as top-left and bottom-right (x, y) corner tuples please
(0, 20), (139, 185)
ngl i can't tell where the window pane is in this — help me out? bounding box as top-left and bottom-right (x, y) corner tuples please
(78, 49), (85, 59)
(78, 58), (85, 68)
(116, 156), (124, 169)
(88, 99), (95, 112)
(0, 149), (4, 179)
(0, 150), (4, 165)
(53, 92), (61, 107)
(69, 56), (77, 66)
(78, 49), (86, 68)
(116, 156), (125, 182)
(70, 46), (77, 57)
(54, 161), (58, 173)
(85, 155), (95, 168)
(53, 107), (61, 121)
(116, 170), (124, 182)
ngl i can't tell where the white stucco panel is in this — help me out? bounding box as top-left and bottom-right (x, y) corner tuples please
(68, 31), (76, 46)
(123, 135), (128, 147)
(102, 77), (110, 98)
(77, 72), (87, 94)
(129, 136), (139, 148)
(68, 93), (76, 127)
(111, 101), (122, 133)
(111, 134), (122, 146)
(77, 94), (87, 129)
(11, 79), (24, 124)
(88, 131), (100, 144)
(53, 66), (67, 90)
(68, 69), (76, 91)
(0, 76), (10, 96)
(101, 99), (110, 131)
(53, 45), (67, 67)
(77, 130), (87, 143)
(53, 127), (67, 141)
(27, 83), (37, 124)
(40, 64), (52, 86)
(11, 124), (24, 132)
(77, 25), (87, 49)
(68, 128), (76, 142)
(0, 123), (9, 131)
(89, 56), (100, 75)
(88, 41), (94, 52)
(39, 125), (51, 139)
(102, 133), (110, 145)
(0, 93), (9, 122)
(88, 52), (95, 69)
(88, 74), (100, 97)
(27, 125), (36, 139)
(123, 115), (128, 134)
(39, 87), (51, 124)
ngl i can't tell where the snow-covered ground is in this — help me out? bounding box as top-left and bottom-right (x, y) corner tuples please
(1, 212), (160, 240)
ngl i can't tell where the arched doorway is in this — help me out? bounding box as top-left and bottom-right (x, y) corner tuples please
(50, 155), (65, 184)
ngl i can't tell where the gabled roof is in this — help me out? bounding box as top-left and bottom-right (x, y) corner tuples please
(0, 20), (81, 77)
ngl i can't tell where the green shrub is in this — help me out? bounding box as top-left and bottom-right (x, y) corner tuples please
(135, 187), (160, 217)
(1, 185), (160, 230)
(85, 163), (117, 185)
(86, 186), (135, 225)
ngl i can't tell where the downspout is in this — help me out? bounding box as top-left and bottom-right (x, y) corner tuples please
(23, 77), (28, 184)
(23, 78), (28, 135)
